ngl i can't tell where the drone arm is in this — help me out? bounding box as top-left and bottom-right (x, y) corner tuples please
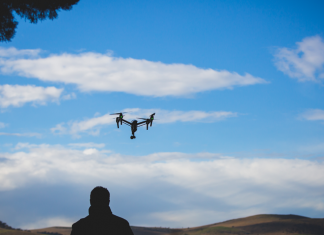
(137, 121), (147, 125)
(123, 122), (131, 126)
(121, 119), (131, 125)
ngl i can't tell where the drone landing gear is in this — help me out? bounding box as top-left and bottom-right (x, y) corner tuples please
(130, 136), (136, 139)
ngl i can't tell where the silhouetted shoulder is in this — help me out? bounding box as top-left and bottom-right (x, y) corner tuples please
(112, 214), (130, 224)
(73, 217), (89, 225)
(110, 214), (134, 235)
(72, 217), (86, 228)
(71, 217), (91, 234)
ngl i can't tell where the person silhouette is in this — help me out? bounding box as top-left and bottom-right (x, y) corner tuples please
(71, 186), (134, 235)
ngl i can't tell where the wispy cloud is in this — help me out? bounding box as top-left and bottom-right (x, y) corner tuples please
(51, 108), (238, 136)
(0, 132), (41, 137)
(0, 47), (267, 97)
(14, 142), (48, 149)
(274, 35), (324, 82)
(0, 144), (323, 228)
(0, 47), (41, 58)
(300, 109), (324, 121)
(62, 92), (76, 100)
(0, 122), (7, 128)
(0, 84), (63, 108)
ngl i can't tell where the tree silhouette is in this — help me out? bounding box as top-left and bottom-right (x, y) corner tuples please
(0, 0), (79, 42)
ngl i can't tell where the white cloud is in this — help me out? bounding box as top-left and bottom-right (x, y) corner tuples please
(0, 84), (63, 108)
(0, 132), (41, 137)
(300, 109), (324, 121)
(83, 148), (99, 155)
(0, 122), (7, 128)
(51, 108), (238, 136)
(68, 142), (105, 148)
(0, 144), (323, 227)
(274, 35), (324, 82)
(0, 48), (267, 97)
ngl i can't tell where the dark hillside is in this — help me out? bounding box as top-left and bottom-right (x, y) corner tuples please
(0, 227), (39, 235)
(240, 219), (324, 235)
(30, 227), (70, 235)
(0, 220), (47, 235)
(174, 215), (324, 235)
(131, 226), (182, 235)
(26, 214), (324, 235)
(0, 220), (15, 230)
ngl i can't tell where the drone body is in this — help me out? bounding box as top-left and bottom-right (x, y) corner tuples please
(110, 112), (155, 139)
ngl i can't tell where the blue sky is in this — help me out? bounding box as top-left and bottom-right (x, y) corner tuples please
(0, 0), (324, 229)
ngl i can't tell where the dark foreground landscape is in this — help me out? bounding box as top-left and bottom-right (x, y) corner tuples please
(1, 214), (323, 235)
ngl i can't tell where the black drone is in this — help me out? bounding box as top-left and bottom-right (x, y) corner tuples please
(110, 112), (155, 139)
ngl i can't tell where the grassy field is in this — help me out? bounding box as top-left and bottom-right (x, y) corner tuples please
(0, 228), (38, 235)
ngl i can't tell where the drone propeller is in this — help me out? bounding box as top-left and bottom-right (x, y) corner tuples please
(110, 112), (127, 115)
(137, 118), (159, 120)
(137, 113), (156, 119)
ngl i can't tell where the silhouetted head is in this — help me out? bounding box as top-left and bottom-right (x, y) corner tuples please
(90, 186), (110, 206)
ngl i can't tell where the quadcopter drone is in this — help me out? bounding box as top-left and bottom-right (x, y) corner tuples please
(110, 112), (155, 139)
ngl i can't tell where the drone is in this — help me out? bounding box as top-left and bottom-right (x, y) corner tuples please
(110, 112), (155, 139)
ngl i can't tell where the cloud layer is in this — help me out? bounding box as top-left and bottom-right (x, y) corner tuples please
(51, 108), (237, 136)
(0, 84), (63, 108)
(274, 35), (324, 82)
(0, 47), (267, 97)
(0, 144), (323, 228)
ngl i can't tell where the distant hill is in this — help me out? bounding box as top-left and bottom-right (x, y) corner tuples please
(0, 220), (62, 235)
(3, 214), (324, 235)
(180, 214), (324, 235)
